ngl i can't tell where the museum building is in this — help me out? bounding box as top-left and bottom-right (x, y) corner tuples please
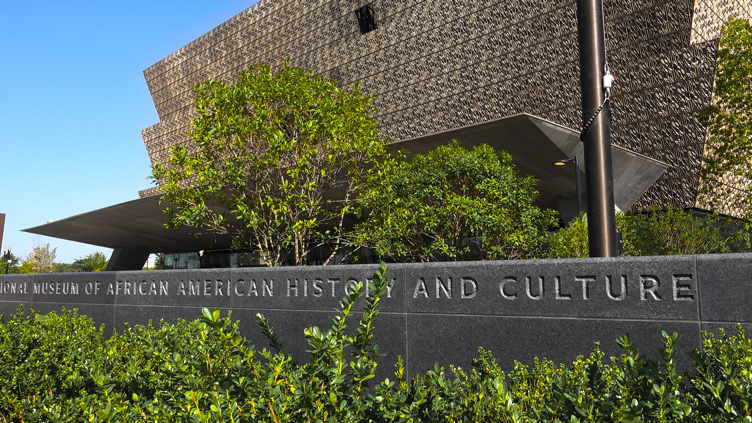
(26, 0), (752, 269)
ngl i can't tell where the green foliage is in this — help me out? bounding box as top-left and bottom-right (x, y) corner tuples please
(353, 142), (558, 262)
(546, 212), (599, 259)
(1, 270), (752, 421)
(625, 208), (750, 256)
(0, 308), (105, 422)
(699, 18), (752, 216)
(692, 326), (752, 420)
(71, 252), (108, 272)
(547, 207), (748, 258)
(152, 63), (388, 267)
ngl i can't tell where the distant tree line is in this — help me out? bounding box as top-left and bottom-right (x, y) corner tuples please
(0, 245), (107, 274)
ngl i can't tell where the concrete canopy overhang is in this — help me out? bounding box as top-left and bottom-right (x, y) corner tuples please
(24, 113), (666, 253)
(395, 113), (668, 220)
(24, 196), (231, 253)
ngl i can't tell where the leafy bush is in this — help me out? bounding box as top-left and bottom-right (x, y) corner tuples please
(0, 266), (751, 422)
(547, 207), (749, 258)
(0, 308), (106, 422)
(353, 142), (558, 262)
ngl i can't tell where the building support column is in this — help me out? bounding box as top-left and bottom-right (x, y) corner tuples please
(106, 248), (149, 271)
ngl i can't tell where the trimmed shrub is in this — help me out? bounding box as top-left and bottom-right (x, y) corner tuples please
(547, 207), (750, 258)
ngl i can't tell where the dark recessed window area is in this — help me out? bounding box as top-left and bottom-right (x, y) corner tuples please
(355, 5), (377, 34)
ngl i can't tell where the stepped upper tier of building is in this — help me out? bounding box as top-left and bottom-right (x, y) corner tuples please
(139, 0), (750, 214)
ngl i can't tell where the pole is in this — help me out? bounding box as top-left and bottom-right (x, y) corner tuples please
(576, 0), (618, 257)
(574, 155), (583, 215)
(0, 213), (5, 256)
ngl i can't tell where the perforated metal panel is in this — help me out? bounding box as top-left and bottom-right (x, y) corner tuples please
(138, 0), (751, 213)
(692, 0), (752, 43)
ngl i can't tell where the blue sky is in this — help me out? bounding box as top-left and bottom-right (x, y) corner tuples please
(0, 1), (256, 262)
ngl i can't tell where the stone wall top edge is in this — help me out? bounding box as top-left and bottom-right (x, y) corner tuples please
(4, 253), (752, 280)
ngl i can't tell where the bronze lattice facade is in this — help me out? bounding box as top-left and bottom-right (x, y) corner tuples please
(139, 0), (752, 210)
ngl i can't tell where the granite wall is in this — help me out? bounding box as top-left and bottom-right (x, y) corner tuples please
(2, 254), (751, 376)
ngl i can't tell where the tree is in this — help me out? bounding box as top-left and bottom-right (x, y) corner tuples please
(153, 64), (388, 267)
(352, 142), (558, 262)
(0, 250), (20, 274)
(698, 19), (752, 216)
(72, 252), (108, 272)
(21, 244), (57, 273)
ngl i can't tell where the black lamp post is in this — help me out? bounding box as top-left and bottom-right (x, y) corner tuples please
(576, 0), (618, 257)
(553, 156), (584, 215)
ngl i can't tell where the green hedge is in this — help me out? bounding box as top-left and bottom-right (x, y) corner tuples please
(0, 267), (750, 422)
(547, 208), (750, 258)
